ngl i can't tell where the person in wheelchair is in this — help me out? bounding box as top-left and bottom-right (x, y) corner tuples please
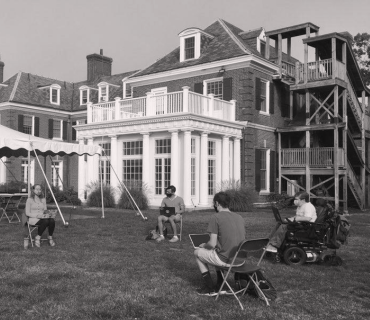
(266, 191), (316, 253)
(24, 184), (56, 248)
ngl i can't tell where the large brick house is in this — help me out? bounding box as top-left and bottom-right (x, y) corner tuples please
(1, 19), (369, 210)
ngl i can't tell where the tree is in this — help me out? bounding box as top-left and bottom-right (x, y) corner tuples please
(352, 33), (370, 87)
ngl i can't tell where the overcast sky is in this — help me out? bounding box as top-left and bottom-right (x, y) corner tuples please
(0, 0), (369, 83)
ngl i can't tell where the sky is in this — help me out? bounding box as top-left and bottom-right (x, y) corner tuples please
(0, 0), (369, 83)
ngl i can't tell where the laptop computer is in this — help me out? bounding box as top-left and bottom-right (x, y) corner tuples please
(189, 234), (210, 249)
(159, 207), (176, 217)
(271, 207), (290, 224)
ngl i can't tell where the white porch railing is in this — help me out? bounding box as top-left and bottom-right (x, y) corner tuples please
(281, 147), (344, 167)
(87, 86), (236, 123)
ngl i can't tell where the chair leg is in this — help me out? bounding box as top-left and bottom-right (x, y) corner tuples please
(215, 271), (244, 310)
(248, 274), (270, 306)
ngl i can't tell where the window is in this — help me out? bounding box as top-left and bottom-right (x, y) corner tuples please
(50, 85), (61, 105)
(100, 85), (108, 102)
(125, 83), (132, 99)
(23, 115), (33, 135)
(260, 41), (266, 58)
(99, 143), (111, 185)
(185, 37), (195, 60)
(53, 120), (62, 139)
(205, 79), (223, 99)
(260, 80), (267, 112)
(208, 141), (216, 195)
(155, 158), (171, 195)
(255, 78), (270, 114)
(260, 149), (270, 192)
(123, 141), (143, 156)
(123, 159), (142, 189)
(81, 89), (89, 104)
(21, 159), (34, 185)
(156, 139), (171, 154)
(191, 138), (196, 154)
(51, 160), (63, 189)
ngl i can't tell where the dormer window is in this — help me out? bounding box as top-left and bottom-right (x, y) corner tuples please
(179, 28), (214, 63)
(98, 82), (109, 102)
(50, 84), (61, 105)
(82, 90), (88, 104)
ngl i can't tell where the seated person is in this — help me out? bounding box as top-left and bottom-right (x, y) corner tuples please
(24, 184), (56, 248)
(194, 192), (246, 296)
(266, 191), (317, 253)
(315, 198), (328, 224)
(156, 185), (185, 243)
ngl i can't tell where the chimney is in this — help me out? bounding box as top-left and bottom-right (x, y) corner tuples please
(0, 56), (4, 83)
(86, 49), (113, 82)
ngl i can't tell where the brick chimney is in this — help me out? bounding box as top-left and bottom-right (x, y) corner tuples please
(0, 56), (4, 83)
(86, 49), (113, 82)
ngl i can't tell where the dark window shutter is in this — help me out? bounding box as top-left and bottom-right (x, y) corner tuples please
(48, 119), (53, 139)
(18, 114), (24, 132)
(269, 82), (274, 114)
(34, 117), (40, 137)
(194, 82), (203, 94)
(255, 149), (261, 191)
(280, 85), (290, 118)
(72, 121), (77, 141)
(270, 150), (276, 192)
(62, 121), (68, 140)
(223, 78), (232, 101)
(255, 77), (261, 110)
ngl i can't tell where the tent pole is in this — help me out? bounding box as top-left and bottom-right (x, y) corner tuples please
(100, 163), (105, 218)
(27, 150), (31, 197)
(31, 144), (66, 225)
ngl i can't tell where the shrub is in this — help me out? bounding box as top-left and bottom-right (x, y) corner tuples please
(86, 181), (115, 208)
(217, 180), (256, 212)
(118, 182), (149, 210)
(0, 181), (27, 193)
(267, 192), (294, 210)
(40, 184), (82, 205)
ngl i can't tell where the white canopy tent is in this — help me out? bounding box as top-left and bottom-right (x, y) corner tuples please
(0, 124), (102, 224)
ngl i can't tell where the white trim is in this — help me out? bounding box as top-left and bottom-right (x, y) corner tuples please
(259, 148), (270, 193)
(0, 102), (85, 116)
(259, 80), (270, 114)
(0, 83), (8, 87)
(203, 77), (223, 99)
(50, 84), (61, 105)
(9, 72), (22, 101)
(240, 121), (276, 132)
(218, 19), (251, 54)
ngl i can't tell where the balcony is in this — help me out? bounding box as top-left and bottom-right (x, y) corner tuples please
(295, 58), (346, 84)
(87, 87), (236, 123)
(281, 147), (345, 168)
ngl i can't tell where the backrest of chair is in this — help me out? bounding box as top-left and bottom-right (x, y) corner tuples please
(271, 207), (283, 223)
(237, 238), (270, 255)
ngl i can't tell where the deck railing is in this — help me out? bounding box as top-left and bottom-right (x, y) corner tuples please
(296, 59), (346, 84)
(281, 61), (296, 77)
(281, 147), (344, 167)
(87, 87), (236, 123)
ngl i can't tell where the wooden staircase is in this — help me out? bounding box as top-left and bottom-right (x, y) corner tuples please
(347, 163), (364, 209)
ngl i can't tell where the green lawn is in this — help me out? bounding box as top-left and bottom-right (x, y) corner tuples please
(0, 206), (369, 320)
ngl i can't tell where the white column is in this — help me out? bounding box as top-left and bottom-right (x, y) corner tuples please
(170, 130), (179, 189)
(230, 100), (236, 121)
(233, 137), (241, 182)
(109, 135), (118, 191)
(208, 93), (215, 117)
(182, 86), (190, 112)
(146, 92), (155, 116)
(182, 130), (192, 206)
(114, 97), (121, 120)
(78, 139), (86, 201)
(141, 132), (150, 185)
(222, 136), (230, 182)
(199, 132), (209, 206)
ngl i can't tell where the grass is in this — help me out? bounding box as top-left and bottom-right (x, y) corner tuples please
(0, 206), (369, 320)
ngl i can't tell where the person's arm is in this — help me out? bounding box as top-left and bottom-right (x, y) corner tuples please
(199, 233), (217, 250)
(178, 198), (185, 214)
(160, 199), (165, 209)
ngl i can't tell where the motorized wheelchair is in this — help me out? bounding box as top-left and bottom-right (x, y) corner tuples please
(269, 203), (349, 266)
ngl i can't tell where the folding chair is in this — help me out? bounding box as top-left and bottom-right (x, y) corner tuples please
(164, 214), (183, 241)
(22, 212), (48, 247)
(215, 238), (270, 309)
(0, 195), (22, 223)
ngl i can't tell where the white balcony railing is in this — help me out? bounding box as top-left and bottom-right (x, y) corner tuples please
(87, 87), (236, 123)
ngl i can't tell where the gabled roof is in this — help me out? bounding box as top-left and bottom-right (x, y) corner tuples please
(132, 19), (252, 78)
(239, 28), (264, 39)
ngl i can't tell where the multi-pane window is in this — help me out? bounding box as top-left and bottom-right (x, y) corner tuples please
(123, 141), (143, 156)
(125, 83), (132, 98)
(100, 143), (111, 157)
(156, 139), (171, 154)
(99, 143), (111, 185)
(23, 115), (33, 134)
(208, 159), (216, 196)
(100, 86), (107, 101)
(185, 37), (195, 60)
(260, 81), (267, 112)
(82, 90), (88, 104)
(53, 120), (61, 139)
(208, 141), (216, 156)
(191, 158), (196, 196)
(207, 80), (223, 99)
(155, 158), (171, 195)
(123, 159), (142, 189)
(51, 88), (58, 104)
(21, 159), (34, 186)
(260, 149), (267, 190)
(191, 138), (196, 154)
(51, 161), (63, 189)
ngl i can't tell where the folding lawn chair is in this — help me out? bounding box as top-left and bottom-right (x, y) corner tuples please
(164, 214), (183, 241)
(23, 213), (48, 247)
(215, 238), (271, 309)
(0, 195), (22, 223)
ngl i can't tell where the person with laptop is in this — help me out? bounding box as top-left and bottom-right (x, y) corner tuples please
(156, 185), (185, 243)
(194, 191), (245, 296)
(266, 191), (317, 253)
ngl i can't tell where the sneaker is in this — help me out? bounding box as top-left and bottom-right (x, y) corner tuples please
(48, 236), (55, 247)
(156, 235), (165, 243)
(35, 235), (41, 248)
(196, 287), (217, 297)
(169, 236), (179, 243)
(24, 238), (29, 250)
(265, 244), (277, 253)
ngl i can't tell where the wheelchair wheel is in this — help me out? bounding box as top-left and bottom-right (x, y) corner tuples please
(283, 247), (307, 266)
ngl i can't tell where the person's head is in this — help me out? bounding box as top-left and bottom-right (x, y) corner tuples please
(213, 192), (231, 212)
(31, 184), (44, 199)
(293, 191), (309, 207)
(165, 185), (176, 198)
